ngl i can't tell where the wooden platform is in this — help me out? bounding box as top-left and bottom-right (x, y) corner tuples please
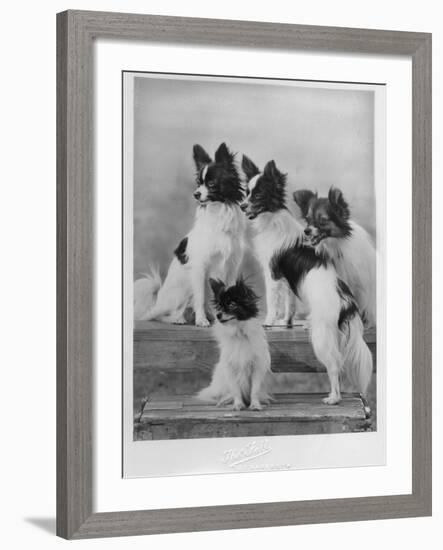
(135, 393), (372, 440)
(134, 321), (376, 374)
(133, 321), (376, 440)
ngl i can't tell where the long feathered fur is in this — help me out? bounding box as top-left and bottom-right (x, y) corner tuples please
(198, 319), (272, 410)
(134, 143), (246, 326)
(316, 221), (377, 327)
(197, 278), (272, 410)
(135, 203), (246, 325)
(243, 158), (373, 404)
(293, 187), (377, 327)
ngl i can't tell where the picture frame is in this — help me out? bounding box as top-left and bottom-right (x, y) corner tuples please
(57, 9), (432, 539)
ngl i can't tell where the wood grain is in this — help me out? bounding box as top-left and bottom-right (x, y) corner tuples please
(135, 393), (371, 440)
(134, 321), (377, 373)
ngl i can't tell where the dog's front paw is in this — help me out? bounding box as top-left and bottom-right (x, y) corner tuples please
(232, 400), (246, 411)
(322, 394), (341, 405)
(274, 318), (290, 327)
(263, 317), (275, 326)
(195, 316), (210, 327)
(171, 316), (186, 325)
(249, 401), (263, 411)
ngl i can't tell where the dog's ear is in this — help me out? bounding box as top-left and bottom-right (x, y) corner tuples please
(214, 142), (234, 165)
(328, 187), (350, 220)
(263, 160), (285, 183)
(209, 278), (225, 298)
(193, 144), (212, 171)
(241, 155), (260, 182)
(293, 190), (316, 217)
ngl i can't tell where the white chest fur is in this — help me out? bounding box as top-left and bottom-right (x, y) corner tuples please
(251, 210), (303, 265)
(187, 203), (246, 266)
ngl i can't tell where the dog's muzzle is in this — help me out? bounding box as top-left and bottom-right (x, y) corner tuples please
(240, 203), (257, 219)
(304, 227), (325, 246)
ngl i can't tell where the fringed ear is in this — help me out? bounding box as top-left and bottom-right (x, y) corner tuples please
(293, 189), (316, 216)
(235, 277), (258, 300)
(263, 160), (286, 184)
(214, 142), (234, 165)
(234, 277), (260, 316)
(209, 278), (225, 299)
(193, 144), (212, 171)
(328, 187), (350, 220)
(241, 155), (260, 182)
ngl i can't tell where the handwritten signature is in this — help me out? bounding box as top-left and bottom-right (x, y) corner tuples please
(221, 440), (291, 471)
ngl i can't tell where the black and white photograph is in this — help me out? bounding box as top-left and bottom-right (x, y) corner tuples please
(123, 71), (384, 476)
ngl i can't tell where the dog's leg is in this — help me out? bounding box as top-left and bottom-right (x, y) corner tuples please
(263, 270), (280, 326)
(249, 368), (265, 410)
(311, 322), (342, 405)
(224, 366), (245, 411)
(283, 288), (296, 326)
(190, 264), (210, 327)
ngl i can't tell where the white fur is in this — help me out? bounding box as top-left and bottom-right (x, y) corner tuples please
(197, 318), (271, 410)
(252, 210), (301, 326)
(133, 268), (162, 320)
(135, 203), (246, 326)
(316, 221), (377, 327)
(251, 210), (373, 404)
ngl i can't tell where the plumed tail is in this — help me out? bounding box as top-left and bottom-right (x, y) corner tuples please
(341, 314), (373, 396)
(133, 267), (162, 320)
(197, 384), (220, 403)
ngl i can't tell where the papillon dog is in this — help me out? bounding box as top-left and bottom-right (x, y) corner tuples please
(241, 156), (296, 326)
(293, 187), (376, 327)
(241, 155), (373, 404)
(135, 142), (246, 327)
(197, 278), (271, 410)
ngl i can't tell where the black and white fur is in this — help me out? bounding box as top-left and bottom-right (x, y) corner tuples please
(293, 188), (376, 327)
(241, 155), (373, 404)
(241, 156), (296, 326)
(197, 278), (271, 410)
(135, 143), (246, 327)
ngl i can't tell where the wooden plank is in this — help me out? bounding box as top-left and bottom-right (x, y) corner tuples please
(134, 321), (377, 374)
(135, 393), (371, 440)
(135, 320), (376, 342)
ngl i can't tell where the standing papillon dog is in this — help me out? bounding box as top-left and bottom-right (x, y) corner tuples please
(293, 188), (376, 327)
(241, 155), (373, 404)
(135, 143), (246, 327)
(197, 278), (271, 410)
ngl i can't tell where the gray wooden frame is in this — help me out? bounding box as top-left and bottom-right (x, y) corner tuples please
(57, 9), (432, 539)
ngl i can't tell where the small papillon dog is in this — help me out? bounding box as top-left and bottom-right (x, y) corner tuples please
(135, 143), (246, 327)
(293, 188), (376, 327)
(241, 155), (373, 404)
(197, 278), (271, 410)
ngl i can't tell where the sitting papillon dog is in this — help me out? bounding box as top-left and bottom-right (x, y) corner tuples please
(197, 278), (271, 410)
(241, 155), (373, 404)
(241, 156), (296, 327)
(293, 188), (376, 327)
(135, 143), (246, 327)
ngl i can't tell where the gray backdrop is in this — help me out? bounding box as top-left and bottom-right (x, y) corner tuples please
(132, 75), (375, 286)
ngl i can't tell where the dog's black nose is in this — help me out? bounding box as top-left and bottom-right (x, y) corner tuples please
(216, 312), (222, 320)
(193, 190), (201, 200)
(304, 226), (312, 236)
